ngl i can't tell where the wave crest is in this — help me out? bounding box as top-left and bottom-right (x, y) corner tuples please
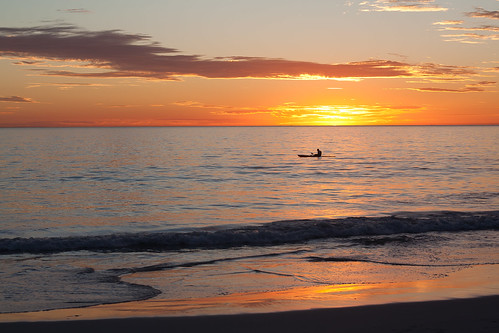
(1, 211), (498, 254)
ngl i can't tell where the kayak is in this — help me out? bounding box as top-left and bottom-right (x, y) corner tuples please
(298, 154), (335, 157)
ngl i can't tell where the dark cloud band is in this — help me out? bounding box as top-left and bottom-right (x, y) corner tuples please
(0, 24), (473, 81)
(0, 96), (33, 103)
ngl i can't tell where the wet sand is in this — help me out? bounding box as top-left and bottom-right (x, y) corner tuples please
(1, 296), (498, 333)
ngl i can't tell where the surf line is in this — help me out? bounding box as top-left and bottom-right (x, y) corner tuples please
(306, 256), (499, 267)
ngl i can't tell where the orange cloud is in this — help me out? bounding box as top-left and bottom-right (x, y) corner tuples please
(175, 100), (425, 125)
(27, 82), (111, 90)
(440, 26), (499, 32)
(470, 81), (497, 86)
(410, 81), (496, 93)
(268, 103), (423, 125)
(361, 0), (448, 12)
(442, 32), (499, 43)
(411, 87), (483, 93)
(174, 101), (268, 116)
(433, 20), (464, 25)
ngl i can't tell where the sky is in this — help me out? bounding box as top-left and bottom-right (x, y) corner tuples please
(0, 0), (498, 126)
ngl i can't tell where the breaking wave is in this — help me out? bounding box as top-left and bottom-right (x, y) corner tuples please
(1, 211), (498, 254)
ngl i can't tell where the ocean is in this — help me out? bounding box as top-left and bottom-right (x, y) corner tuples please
(0, 126), (498, 316)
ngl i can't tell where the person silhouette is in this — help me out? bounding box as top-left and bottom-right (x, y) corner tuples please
(313, 149), (322, 157)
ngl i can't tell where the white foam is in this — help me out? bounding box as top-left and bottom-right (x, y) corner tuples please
(1, 211), (497, 254)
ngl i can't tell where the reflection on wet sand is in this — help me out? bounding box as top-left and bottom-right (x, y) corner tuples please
(1, 264), (496, 322)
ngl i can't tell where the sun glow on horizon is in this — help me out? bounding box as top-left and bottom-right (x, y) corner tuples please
(269, 103), (417, 126)
(0, 1), (498, 127)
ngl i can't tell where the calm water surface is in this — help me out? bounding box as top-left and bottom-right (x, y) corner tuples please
(1, 126), (498, 237)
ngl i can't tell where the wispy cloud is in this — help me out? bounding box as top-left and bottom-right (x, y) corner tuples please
(175, 100), (424, 125)
(173, 101), (268, 115)
(361, 0), (448, 12)
(0, 24), (476, 82)
(441, 32), (499, 43)
(466, 8), (499, 20)
(469, 80), (497, 86)
(12, 59), (45, 65)
(57, 8), (91, 14)
(268, 103), (422, 125)
(440, 25), (499, 32)
(0, 96), (33, 103)
(105, 104), (139, 109)
(27, 82), (111, 90)
(411, 81), (496, 93)
(435, 7), (499, 43)
(433, 20), (464, 25)
(411, 87), (482, 93)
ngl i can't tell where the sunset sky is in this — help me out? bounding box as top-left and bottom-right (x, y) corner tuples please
(1, 0), (498, 126)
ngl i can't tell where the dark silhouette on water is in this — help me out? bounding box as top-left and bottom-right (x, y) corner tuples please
(298, 149), (322, 157)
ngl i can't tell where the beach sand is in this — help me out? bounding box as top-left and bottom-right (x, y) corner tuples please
(1, 296), (498, 333)
(1, 264), (497, 332)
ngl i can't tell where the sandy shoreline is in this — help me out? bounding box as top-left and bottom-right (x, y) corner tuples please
(2, 263), (497, 322)
(1, 296), (498, 333)
(1, 264), (497, 332)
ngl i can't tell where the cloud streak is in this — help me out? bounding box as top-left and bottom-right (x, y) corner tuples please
(27, 82), (111, 90)
(267, 103), (421, 125)
(411, 87), (483, 93)
(0, 96), (33, 103)
(433, 20), (464, 25)
(442, 33), (499, 42)
(0, 24), (475, 81)
(435, 7), (499, 44)
(466, 8), (499, 20)
(411, 81), (496, 93)
(57, 8), (91, 14)
(361, 0), (447, 12)
(173, 101), (268, 115)
(174, 100), (424, 125)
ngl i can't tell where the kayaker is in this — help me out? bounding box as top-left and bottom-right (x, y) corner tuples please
(313, 149), (322, 157)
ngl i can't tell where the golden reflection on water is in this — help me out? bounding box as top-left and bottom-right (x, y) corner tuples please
(3, 126), (498, 237)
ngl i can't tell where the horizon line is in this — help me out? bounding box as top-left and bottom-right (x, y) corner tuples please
(1, 124), (498, 129)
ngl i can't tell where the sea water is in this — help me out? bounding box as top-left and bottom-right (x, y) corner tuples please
(0, 126), (498, 314)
